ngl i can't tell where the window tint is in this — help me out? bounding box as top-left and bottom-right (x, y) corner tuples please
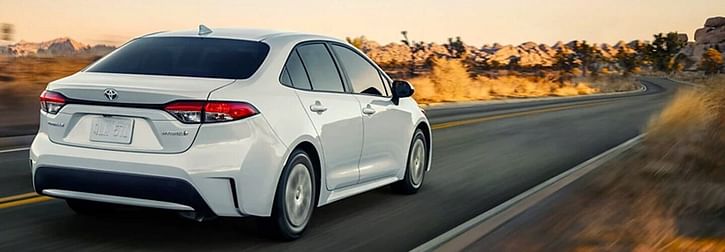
(280, 68), (292, 86)
(87, 37), (269, 79)
(283, 51), (312, 90)
(296, 44), (344, 92)
(331, 45), (386, 96)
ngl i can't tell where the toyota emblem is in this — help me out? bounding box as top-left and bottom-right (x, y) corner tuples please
(104, 88), (118, 101)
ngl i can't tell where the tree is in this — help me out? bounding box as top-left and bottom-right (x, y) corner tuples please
(553, 48), (578, 73)
(444, 36), (467, 59)
(0, 23), (13, 41)
(700, 48), (724, 75)
(646, 32), (686, 73)
(615, 47), (642, 77)
(507, 56), (521, 71)
(401, 31), (426, 77)
(572, 41), (600, 77)
(553, 48), (579, 83)
(345, 36), (365, 49)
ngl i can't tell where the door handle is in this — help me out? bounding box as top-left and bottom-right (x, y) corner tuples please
(309, 101), (328, 113)
(362, 105), (376, 115)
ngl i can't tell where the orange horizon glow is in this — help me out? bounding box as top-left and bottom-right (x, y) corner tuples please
(1, 0), (724, 46)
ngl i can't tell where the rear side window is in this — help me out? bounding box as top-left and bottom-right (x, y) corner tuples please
(296, 44), (345, 92)
(87, 37), (269, 79)
(281, 51), (312, 90)
(331, 45), (387, 96)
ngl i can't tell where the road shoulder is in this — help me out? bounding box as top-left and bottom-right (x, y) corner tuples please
(413, 135), (645, 251)
(449, 136), (725, 251)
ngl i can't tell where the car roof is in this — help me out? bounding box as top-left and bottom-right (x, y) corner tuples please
(144, 27), (345, 44)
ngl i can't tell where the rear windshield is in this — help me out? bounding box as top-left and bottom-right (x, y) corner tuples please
(86, 37), (270, 79)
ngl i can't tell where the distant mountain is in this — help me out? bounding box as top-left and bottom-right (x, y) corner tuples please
(0, 37), (116, 57)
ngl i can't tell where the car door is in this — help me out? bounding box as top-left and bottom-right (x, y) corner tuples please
(329, 44), (413, 183)
(286, 43), (363, 190)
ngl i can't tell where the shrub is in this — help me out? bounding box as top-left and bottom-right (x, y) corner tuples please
(700, 48), (723, 75)
(428, 58), (471, 101)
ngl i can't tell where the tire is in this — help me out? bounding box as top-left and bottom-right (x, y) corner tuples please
(392, 128), (428, 194)
(262, 149), (317, 240)
(66, 199), (116, 215)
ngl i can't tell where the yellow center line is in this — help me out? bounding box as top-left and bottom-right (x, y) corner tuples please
(431, 101), (613, 130)
(0, 192), (40, 204)
(0, 99), (615, 209)
(0, 196), (53, 209)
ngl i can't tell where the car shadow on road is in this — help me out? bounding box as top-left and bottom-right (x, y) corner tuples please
(27, 185), (415, 250)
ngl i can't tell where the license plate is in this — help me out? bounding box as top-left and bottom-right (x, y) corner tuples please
(90, 117), (134, 144)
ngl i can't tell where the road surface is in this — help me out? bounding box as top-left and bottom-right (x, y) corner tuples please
(0, 77), (677, 251)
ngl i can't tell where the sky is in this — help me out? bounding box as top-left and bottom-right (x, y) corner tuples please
(1, 0), (724, 46)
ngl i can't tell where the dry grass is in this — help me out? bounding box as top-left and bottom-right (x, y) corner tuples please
(0, 56), (95, 98)
(641, 77), (725, 214)
(408, 58), (642, 104)
(0, 56), (96, 135)
(486, 76), (725, 251)
(577, 75), (641, 93)
(580, 75), (725, 250)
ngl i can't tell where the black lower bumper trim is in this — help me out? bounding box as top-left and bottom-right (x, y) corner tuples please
(34, 167), (215, 216)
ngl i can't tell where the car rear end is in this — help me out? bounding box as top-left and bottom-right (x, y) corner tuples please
(30, 35), (287, 218)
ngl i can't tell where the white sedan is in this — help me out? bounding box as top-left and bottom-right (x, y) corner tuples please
(30, 26), (431, 239)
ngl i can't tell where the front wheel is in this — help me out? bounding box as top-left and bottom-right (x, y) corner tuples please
(263, 149), (317, 240)
(392, 129), (428, 194)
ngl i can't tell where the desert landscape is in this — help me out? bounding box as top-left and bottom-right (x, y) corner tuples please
(1, 18), (723, 136)
(0, 0), (723, 249)
(2, 16), (725, 137)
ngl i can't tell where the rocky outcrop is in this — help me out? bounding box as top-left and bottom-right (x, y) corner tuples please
(1, 37), (115, 57)
(360, 37), (647, 68)
(681, 16), (725, 69)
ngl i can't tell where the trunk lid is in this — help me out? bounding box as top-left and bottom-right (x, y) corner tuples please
(49, 72), (234, 104)
(43, 72), (235, 153)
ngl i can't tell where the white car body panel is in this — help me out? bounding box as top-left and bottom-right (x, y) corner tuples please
(30, 28), (431, 219)
(354, 94), (413, 183)
(295, 90), (363, 190)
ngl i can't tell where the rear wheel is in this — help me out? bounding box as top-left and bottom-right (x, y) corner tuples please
(263, 149), (316, 240)
(393, 129), (428, 194)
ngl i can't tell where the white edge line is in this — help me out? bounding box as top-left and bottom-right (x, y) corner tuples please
(0, 147), (30, 154)
(412, 134), (645, 252)
(665, 77), (702, 87)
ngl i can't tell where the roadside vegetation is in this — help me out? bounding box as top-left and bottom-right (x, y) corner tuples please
(409, 58), (604, 103)
(588, 76), (725, 250)
(0, 56), (95, 94)
(484, 76), (725, 251)
(359, 31), (707, 104)
(0, 56), (95, 136)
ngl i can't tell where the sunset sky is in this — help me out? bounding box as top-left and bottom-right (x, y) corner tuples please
(1, 0), (724, 46)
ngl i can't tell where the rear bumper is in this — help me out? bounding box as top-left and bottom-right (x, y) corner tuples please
(34, 167), (214, 215)
(34, 166), (215, 215)
(30, 115), (289, 217)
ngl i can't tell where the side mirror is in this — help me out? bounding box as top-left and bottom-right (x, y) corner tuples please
(391, 80), (414, 105)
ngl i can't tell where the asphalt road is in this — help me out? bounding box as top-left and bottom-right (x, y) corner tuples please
(0, 77), (677, 251)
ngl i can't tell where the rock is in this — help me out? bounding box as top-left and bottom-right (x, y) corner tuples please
(705, 16), (725, 28)
(676, 33), (688, 43)
(695, 26), (725, 44)
(694, 27), (711, 41)
(2, 37), (115, 57)
(680, 16), (725, 69)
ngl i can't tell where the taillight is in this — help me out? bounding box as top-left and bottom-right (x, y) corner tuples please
(40, 90), (66, 114)
(164, 101), (258, 124)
